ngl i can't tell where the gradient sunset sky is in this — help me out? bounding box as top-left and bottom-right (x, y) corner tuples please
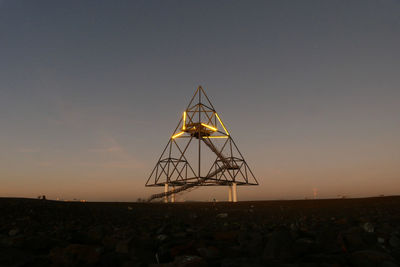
(1, 0), (399, 201)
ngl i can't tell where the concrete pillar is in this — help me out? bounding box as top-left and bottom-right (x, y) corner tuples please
(228, 186), (233, 202)
(232, 182), (237, 202)
(164, 183), (169, 203)
(171, 186), (175, 203)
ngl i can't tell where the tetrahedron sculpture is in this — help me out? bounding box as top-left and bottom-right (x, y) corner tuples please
(146, 86), (258, 202)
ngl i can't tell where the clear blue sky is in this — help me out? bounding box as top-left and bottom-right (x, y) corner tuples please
(1, 0), (399, 201)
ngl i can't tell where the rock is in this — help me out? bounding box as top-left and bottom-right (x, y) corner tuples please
(363, 232), (377, 246)
(156, 224), (168, 234)
(0, 234), (9, 247)
(220, 257), (265, 267)
(290, 222), (298, 232)
(216, 213), (228, 218)
(98, 251), (127, 267)
(22, 235), (62, 252)
(102, 235), (119, 250)
(263, 228), (294, 262)
(50, 244), (101, 266)
(363, 222), (374, 233)
(0, 248), (33, 266)
(335, 217), (348, 225)
(172, 255), (207, 267)
(350, 250), (394, 267)
(300, 253), (347, 266)
(0, 247), (35, 267)
(197, 246), (219, 259)
(8, 228), (19, 237)
(214, 231), (238, 242)
(238, 231), (263, 256)
(173, 232), (187, 239)
(87, 225), (105, 242)
(7, 236), (25, 248)
(293, 238), (315, 256)
(69, 230), (92, 244)
(378, 237), (385, 244)
(340, 227), (366, 252)
(122, 259), (146, 267)
(189, 213), (198, 219)
(170, 241), (196, 258)
(156, 244), (173, 263)
(389, 235), (400, 248)
(316, 227), (342, 253)
(24, 255), (52, 267)
(381, 261), (400, 267)
(115, 239), (131, 254)
(157, 234), (168, 242)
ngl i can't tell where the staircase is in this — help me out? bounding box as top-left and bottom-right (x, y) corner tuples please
(202, 138), (238, 169)
(147, 137), (237, 202)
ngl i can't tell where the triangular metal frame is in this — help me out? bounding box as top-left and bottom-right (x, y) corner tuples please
(146, 86), (258, 200)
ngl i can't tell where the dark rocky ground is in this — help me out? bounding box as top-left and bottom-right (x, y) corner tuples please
(1, 197), (400, 267)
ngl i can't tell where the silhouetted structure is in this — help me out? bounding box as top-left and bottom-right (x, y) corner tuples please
(146, 86), (258, 202)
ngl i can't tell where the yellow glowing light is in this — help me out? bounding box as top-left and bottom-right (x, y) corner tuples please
(215, 113), (229, 135)
(182, 111), (186, 130)
(202, 136), (228, 138)
(201, 123), (217, 131)
(172, 131), (184, 139)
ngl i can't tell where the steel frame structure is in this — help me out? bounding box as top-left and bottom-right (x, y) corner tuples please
(146, 86), (258, 200)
